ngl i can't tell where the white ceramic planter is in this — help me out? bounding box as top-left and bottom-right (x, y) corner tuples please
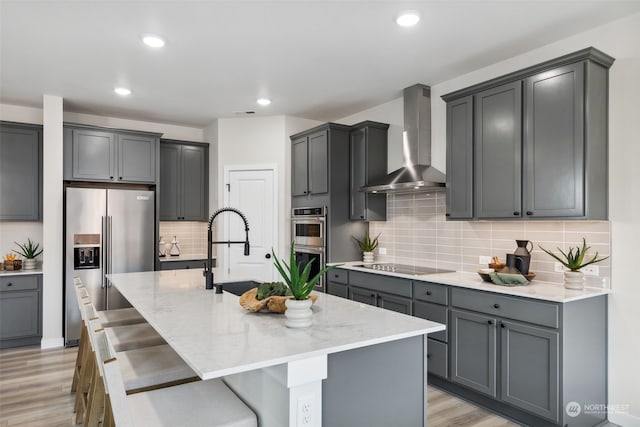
(564, 271), (585, 290)
(284, 298), (313, 328)
(363, 251), (374, 264)
(23, 259), (37, 270)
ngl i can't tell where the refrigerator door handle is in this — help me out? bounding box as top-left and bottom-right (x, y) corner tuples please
(108, 216), (113, 286)
(101, 216), (107, 289)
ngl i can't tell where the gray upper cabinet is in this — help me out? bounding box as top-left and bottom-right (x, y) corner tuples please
(475, 82), (522, 219)
(64, 124), (160, 184)
(0, 122), (42, 221)
(523, 62), (585, 218)
(349, 121), (388, 221)
(445, 96), (473, 220)
(159, 140), (208, 221)
(291, 130), (328, 196)
(442, 47), (614, 220)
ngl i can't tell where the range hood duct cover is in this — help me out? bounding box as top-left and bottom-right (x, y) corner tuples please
(360, 84), (446, 193)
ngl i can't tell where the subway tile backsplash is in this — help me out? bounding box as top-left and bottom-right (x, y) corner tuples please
(369, 192), (610, 287)
(159, 221), (209, 256)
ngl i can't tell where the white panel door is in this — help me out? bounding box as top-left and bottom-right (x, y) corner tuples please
(226, 168), (276, 281)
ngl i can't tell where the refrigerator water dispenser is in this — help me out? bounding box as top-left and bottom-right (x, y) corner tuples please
(74, 246), (100, 269)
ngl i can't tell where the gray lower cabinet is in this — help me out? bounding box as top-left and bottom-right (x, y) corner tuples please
(349, 121), (388, 221)
(442, 47), (614, 220)
(0, 122), (42, 221)
(64, 125), (160, 184)
(0, 274), (42, 349)
(160, 140), (208, 221)
(327, 281), (348, 298)
(349, 286), (412, 315)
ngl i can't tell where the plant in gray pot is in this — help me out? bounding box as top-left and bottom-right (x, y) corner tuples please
(13, 238), (43, 270)
(539, 238), (608, 290)
(272, 243), (337, 328)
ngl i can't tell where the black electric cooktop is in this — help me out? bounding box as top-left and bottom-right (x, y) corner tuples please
(354, 263), (453, 276)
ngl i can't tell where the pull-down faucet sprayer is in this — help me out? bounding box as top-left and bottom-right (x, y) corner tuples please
(204, 207), (250, 293)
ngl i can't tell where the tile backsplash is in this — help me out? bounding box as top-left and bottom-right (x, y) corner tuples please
(369, 192), (610, 287)
(159, 221), (209, 255)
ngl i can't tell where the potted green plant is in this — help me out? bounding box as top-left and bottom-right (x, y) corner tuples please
(539, 238), (609, 289)
(13, 238), (43, 270)
(272, 243), (337, 328)
(353, 232), (380, 263)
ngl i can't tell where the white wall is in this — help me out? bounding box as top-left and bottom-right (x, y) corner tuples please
(335, 12), (640, 425)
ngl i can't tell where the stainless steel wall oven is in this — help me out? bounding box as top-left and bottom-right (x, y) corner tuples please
(291, 207), (327, 292)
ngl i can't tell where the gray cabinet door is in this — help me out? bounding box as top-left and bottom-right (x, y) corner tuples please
(350, 128), (367, 220)
(308, 130), (328, 195)
(0, 291), (40, 340)
(181, 145), (207, 220)
(450, 309), (497, 397)
(523, 62), (584, 218)
(160, 143), (181, 220)
(500, 320), (559, 422)
(378, 292), (412, 315)
(0, 124), (41, 221)
(349, 286), (377, 306)
(475, 82), (522, 219)
(72, 128), (116, 181)
(327, 281), (348, 298)
(446, 96), (474, 219)
(118, 133), (156, 183)
(291, 136), (308, 196)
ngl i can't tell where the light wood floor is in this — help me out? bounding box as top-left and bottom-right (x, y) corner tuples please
(0, 345), (616, 427)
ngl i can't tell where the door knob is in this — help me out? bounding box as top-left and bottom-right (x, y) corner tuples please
(265, 253), (271, 259)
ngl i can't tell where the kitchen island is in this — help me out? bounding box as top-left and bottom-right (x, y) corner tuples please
(107, 269), (445, 427)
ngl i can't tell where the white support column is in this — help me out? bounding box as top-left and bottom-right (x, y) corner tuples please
(41, 95), (64, 349)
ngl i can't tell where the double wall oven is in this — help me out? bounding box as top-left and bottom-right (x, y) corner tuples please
(291, 207), (327, 292)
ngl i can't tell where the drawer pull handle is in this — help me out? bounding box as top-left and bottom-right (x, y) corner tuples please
(334, 274), (339, 278)
(493, 303), (500, 309)
(487, 320), (493, 325)
(425, 291), (432, 296)
(7, 283), (12, 287)
(500, 323), (506, 328)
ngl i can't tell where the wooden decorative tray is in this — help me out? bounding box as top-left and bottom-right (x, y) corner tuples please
(239, 288), (317, 314)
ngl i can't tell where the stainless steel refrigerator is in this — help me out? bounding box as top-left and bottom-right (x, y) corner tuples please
(64, 187), (155, 346)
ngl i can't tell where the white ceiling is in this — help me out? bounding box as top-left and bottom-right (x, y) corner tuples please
(1, 1), (639, 127)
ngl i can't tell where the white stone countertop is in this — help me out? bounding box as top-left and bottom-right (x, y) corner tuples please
(106, 269), (445, 380)
(158, 253), (211, 262)
(0, 268), (43, 276)
(330, 262), (610, 303)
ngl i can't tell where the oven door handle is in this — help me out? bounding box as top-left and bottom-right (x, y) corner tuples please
(295, 246), (325, 254)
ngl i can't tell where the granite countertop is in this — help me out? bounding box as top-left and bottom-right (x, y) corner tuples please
(158, 253), (211, 262)
(106, 269), (445, 380)
(0, 268), (43, 276)
(330, 261), (610, 303)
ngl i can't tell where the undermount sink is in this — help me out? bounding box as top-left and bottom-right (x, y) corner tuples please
(219, 280), (260, 296)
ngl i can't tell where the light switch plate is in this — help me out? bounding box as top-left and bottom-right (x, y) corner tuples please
(378, 247), (387, 255)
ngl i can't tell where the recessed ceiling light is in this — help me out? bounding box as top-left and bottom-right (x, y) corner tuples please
(257, 98), (271, 106)
(396, 11), (420, 27)
(114, 87), (132, 96)
(142, 35), (165, 48)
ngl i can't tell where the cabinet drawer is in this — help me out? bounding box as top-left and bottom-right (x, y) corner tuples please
(159, 260), (207, 271)
(414, 301), (448, 342)
(0, 275), (39, 292)
(451, 288), (559, 328)
(349, 271), (412, 298)
(427, 338), (448, 379)
(413, 281), (448, 305)
(329, 269), (348, 285)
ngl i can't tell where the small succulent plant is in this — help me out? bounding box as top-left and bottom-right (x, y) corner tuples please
(353, 232), (380, 252)
(13, 239), (43, 259)
(539, 238), (608, 272)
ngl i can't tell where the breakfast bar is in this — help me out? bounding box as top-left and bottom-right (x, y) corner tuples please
(107, 269), (445, 427)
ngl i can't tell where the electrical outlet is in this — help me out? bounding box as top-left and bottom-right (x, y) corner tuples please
(378, 247), (387, 255)
(479, 256), (492, 265)
(297, 395), (313, 426)
(555, 262), (600, 276)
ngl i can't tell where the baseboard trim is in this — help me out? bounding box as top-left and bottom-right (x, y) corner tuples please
(40, 337), (64, 349)
(608, 411), (640, 427)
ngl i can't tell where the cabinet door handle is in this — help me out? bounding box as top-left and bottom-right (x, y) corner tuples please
(493, 303), (500, 309)
(487, 320), (493, 325)
(500, 323), (506, 328)
(119, 176), (123, 180)
(360, 215), (364, 219)
(110, 176), (114, 180)
(445, 213), (451, 217)
(513, 211), (520, 216)
(425, 291), (432, 296)
(526, 211), (533, 216)
(427, 353), (431, 359)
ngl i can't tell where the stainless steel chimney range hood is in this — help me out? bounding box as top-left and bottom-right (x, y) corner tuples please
(360, 84), (446, 194)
